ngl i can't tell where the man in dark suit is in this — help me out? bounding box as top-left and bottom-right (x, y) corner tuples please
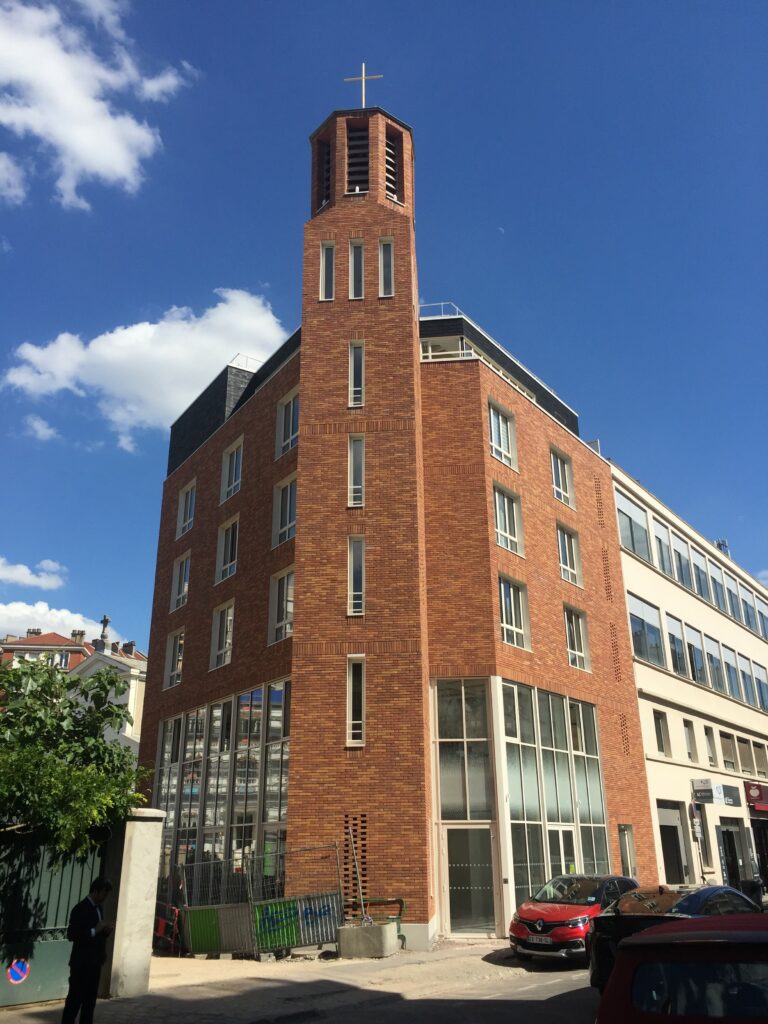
(61, 877), (113, 1024)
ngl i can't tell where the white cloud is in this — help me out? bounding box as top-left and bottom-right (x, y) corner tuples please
(4, 288), (287, 451)
(0, 555), (66, 589)
(0, 1), (192, 209)
(24, 413), (59, 440)
(0, 600), (122, 642)
(757, 570), (768, 586)
(0, 234), (11, 252)
(0, 151), (25, 203)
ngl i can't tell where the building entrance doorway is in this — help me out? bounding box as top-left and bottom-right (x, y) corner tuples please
(719, 819), (746, 889)
(547, 827), (576, 877)
(657, 802), (690, 884)
(444, 827), (496, 934)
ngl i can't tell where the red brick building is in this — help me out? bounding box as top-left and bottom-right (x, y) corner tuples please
(140, 106), (657, 948)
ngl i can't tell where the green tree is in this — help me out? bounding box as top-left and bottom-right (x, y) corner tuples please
(0, 659), (145, 857)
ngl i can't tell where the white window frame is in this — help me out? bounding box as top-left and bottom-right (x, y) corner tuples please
(551, 449), (573, 506)
(683, 720), (697, 762)
(349, 239), (364, 299)
(348, 435), (365, 507)
(165, 628), (184, 689)
(320, 241), (335, 300)
(654, 710), (671, 758)
(272, 474), (297, 547)
(221, 437), (243, 503)
(171, 551), (190, 611)
(276, 388), (299, 458)
(347, 656), (365, 746)
(493, 485), (521, 554)
(379, 237), (394, 297)
(176, 479), (196, 538)
(557, 524), (581, 585)
(349, 341), (365, 407)
(270, 567), (294, 643)
(216, 514), (239, 582)
(210, 601), (234, 670)
(348, 537), (365, 616)
(499, 576), (528, 648)
(564, 606), (589, 670)
(489, 402), (517, 468)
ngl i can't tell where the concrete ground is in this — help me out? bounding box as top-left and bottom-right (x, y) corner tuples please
(2, 941), (600, 1024)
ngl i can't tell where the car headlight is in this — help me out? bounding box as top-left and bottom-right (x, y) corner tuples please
(512, 913), (520, 924)
(565, 915), (590, 928)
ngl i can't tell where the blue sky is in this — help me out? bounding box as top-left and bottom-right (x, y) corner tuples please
(0, 0), (766, 650)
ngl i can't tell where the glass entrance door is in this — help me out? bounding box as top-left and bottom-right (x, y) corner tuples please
(547, 827), (576, 876)
(445, 828), (496, 933)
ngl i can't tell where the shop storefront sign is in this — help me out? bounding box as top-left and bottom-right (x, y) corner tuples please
(691, 779), (742, 807)
(744, 781), (768, 809)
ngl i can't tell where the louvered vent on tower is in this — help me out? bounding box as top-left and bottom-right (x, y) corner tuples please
(317, 139), (331, 209)
(385, 130), (401, 200)
(346, 124), (369, 193)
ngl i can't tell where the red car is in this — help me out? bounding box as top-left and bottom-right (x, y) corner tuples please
(509, 874), (637, 962)
(596, 914), (768, 1022)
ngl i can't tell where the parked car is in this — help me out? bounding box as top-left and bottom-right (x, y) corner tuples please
(596, 914), (768, 1022)
(509, 874), (637, 962)
(590, 884), (763, 992)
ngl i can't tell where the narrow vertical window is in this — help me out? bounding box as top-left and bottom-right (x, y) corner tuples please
(739, 655), (757, 707)
(494, 487), (520, 553)
(499, 577), (527, 648)
(379, 238), (394, 297)
(725, 574), (742, 621)
(704, 727), (717, 767)
(685, 626), (707, 684)
(348, 436), (364, 506)
(217, 517), (239, 581)
(171, 553), (190, 611)
(551, 451), (574, 506)
(385, 130), (401, 200)
(316, 139), (331, 210)
(683, 720), (697, 762)
(274, 477), (297, 546)
(564, 608), (588, 669)
(489, 404), (516, 467)
(349, 342), (364, 407)
(211, 602), (234, 669)
(653, 521), (673, 576)
(557, 526), (580, 585)
(346, 123), (369, 192)
(710, 562), (727, 612)
(177, 480), (196, 537)
(666, 615), (688, 677)
(165, 629), (184, 689)
(347, 657), (365, 745)
(272, 569), (295, 642)
(653, 711), (670, 757)
(221, 439), (243, 502)
(348, 537), (365, 615)
(349, 240), (364, 299)
(277, 392), (299, 456)
(616, 492), (650, 560)
(692, 549), (711, 601)
(672, 534), (693, 589)
(320, 242), (335, 300)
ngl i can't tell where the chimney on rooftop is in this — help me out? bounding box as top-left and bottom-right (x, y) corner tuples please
(71, 630), (86, 644)
(111, 642), (120, 654)
(122, 641), (136, 657)
(26, 628), (42, 637)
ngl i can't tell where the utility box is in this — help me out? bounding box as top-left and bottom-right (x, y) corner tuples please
(337, 921), (398, 959)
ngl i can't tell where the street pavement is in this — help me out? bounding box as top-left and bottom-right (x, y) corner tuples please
(2, 941), (600, 1024)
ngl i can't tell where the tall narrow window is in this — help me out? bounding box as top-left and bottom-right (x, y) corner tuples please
(654, 521), (673, 576)
(628, 595), (665, 667)
(672, 534), (693, 589)
(347, 657), (365, 745)
(494, 486), (520, 553)
(277, 392), (299, 456)
(705, 727), (717, 767)
(489, 404), (516, 467)
(346, 123), (369, 193)
(348, 436), (364, 506)
(221, 439), (243, 501)
(739, 655), (757, 707)
(692, 550), (711, 601)
(564, 607), (588, 669)
(348, 538), (365, 615)
(704, 636), (725, 692)
(617, 492), (650, 561)
(754, 664), (768, 711)
(171, 553), (190, 611)
(379, 238), (393, 296)
(217, 517), (239, 581)
(177, 480), (196, 538)
(499, 577), (528, 648)
(552, 451), (573, 506)
(725, 574), (742, 621)
(710, 562), (727, 612)
(165, 629), (184, 689)
(666, 615), (688, 677)
(320, 242), (335, 300)
(720, 732), (736, 771)
(685, 626), (707, 684)
(557, 525), (580, 585)
(653, 711), (670, 757)
(271, 569), (294, 642)
(349, 240), (364, 299)
(385, 130), (401, 200)
(348, 342), (365, 408)
(756, 597), (768, 641)
(740, 585), (758, 632)
(274, 477), (297, 546)
(723, 647), (741, 700)
(211, 602), (234, 669)
(738, 738), (755, 775)
(316, 139), (331, 209)
(683, 720), (697, 762)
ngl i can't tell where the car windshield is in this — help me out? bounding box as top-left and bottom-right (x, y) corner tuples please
(531, 876), (602, 905)
(632, 960), (768, 1018)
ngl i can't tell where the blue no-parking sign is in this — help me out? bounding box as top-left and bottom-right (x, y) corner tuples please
(7, 960), (30, 985)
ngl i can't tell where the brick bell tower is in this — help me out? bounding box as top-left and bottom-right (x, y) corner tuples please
(288, 106), (434, 938)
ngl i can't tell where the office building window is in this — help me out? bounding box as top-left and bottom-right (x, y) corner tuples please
(672, 534), (693, 589)
(551, 451), (573, 506)
(499, 577), (528, 648)
(617, 492), (650, 561)
(271, 569), (294, 642)
(739, 655), (757, 707)
(653, 711), (671, 757)
(564, 607), (588, 670)
(557, 525), (580, 585)
(348, 435), (364, 507)
(757, 597), (768, 642)
(349, 240), (364, 299)
(347, 657), (365, 745)
(177, 480), (196, 538)
(221, 438), (243, 502)
(740, 585), (758, 632)
(489, 404), (516, 468)
(754, 742), (768, 779)
(277, 391), (299, 456)
(171, 552), (190, 611)
(494, 486), (521, 553)
(165, 629), (184, 689)
(437, 678), (493, 824)
(349, 342), (364, 406)
(628, 594), (664, 667)
(273, 476), (297, 546)
(722, 646), (741, 700)
(379, 238), (394, 297)
(709, 562), (727, 612)
(704, 636), (725, 693)
(720, 733), (736, 771)
(738, 737), (755, 776)
(705, 727), (717, 768)
(320, 242), (335, 299)
(691, 549), (711, 601)
(216, 516), (239, 582)
(348, 538), (365, 615)
(685, 626), (707, 685)
(666, 615), (688, 677)
(654, 521), (673, 577)
(683, 720), (697, 762)
(725, 574), (742, 621)
(754, 664), (768, 711)
(210, 601), (234, 669)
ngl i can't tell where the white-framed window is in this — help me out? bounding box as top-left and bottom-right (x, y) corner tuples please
(277, 390), (299, 457)
(176, 479), (196, 538)
(705, 727), (717, 767)
(349, 240), (364, 299)
(683, 720), (697, 762)
(617, 492), (650, 561)
(499, 576), (528, 648)
(740, 584), (758, 632)
(320, 241), (335, 300)
(489, 403), (516, 468)
(557, 525), (580, 585)
(210, 601), (234, 669)
(273, 475), (297, 547)
(221, 437), (243, 502)
(348, 537), (365, 615)
(216, 515), (239, 582)
(348, 435), (364, 507)
(349, 341), (365, 407)
(171, 552), (190, 611)
(654, 710), (671, 757)
(493, 486), (521, 553)
(564, 606), (588, 670)
(165, 628), (184, 689)
(672, 534), (693, 589)
(709, 561), (728, 612)
(347, 656), (365, 745)
(551, 450), (573, 506)
(270, 568), (294, 643)
(628, 594), (664, 667)
(379, 237), (393, 297)
(720, 732), (737, 771)
(653, 520), (673, 576)
(692, 549), (711, 601)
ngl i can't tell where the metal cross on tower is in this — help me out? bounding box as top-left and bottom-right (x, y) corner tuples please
(343, 62), (383, 108)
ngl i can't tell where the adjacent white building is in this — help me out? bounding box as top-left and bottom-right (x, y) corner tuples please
(611, 463), (768, 897)
(69, 642), (147, 753)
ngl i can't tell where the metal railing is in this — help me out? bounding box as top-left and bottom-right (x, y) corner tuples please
(418, 301), (465, 319)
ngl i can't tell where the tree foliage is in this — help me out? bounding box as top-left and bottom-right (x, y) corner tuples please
(0, 659), (145, 857)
